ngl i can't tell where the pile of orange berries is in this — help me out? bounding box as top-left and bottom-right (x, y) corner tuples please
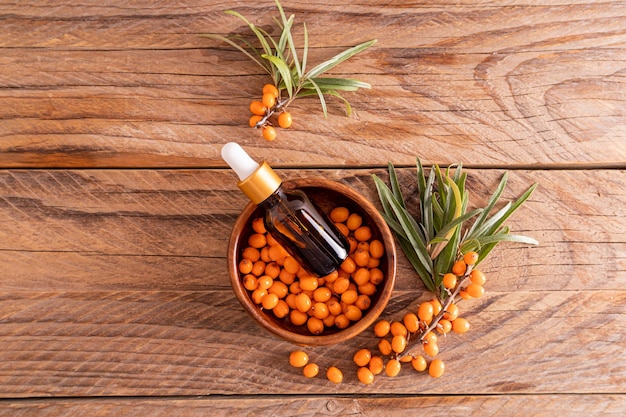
(248, 84), (293, 141)
(345, 250), (485, 383)
(237, 205), (386, 336)
(285, 251), (486, 384)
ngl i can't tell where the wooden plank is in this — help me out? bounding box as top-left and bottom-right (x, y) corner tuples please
(2, 394), (626, 417)
(1, 1), (624, 168)
(0, 168), (624, 397)
(1, 168), (624, 291)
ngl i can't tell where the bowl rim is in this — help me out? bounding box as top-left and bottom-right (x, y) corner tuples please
(227, 177), (397, 346)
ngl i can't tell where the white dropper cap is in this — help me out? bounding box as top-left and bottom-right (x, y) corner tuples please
(221, 142), (282, 204)
(221, 142), (259, 181)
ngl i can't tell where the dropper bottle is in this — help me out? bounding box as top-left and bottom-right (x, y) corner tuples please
(222, 142), (350, 277)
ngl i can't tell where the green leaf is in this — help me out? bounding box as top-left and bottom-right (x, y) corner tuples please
(302, 77), (371, 91)
(262, 54), (294, 97)
(275, 0), (302, 78)
(305, 39), (377, 79)
(225, 10), (274, 57)
(306, 77), (328, 117)
(388, 162), (405, 209)
(466, 172), (508, 239)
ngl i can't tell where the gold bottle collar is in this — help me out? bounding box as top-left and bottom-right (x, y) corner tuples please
(238, 161), (282, 205)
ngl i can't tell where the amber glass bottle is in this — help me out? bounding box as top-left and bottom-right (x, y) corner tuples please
(222, 142), (349, 276)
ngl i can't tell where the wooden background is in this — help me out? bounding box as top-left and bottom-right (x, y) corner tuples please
(1, 0), (625, 415)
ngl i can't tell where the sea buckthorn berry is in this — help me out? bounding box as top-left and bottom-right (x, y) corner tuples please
(353, 249), (370, 267)
(307, 317), (324, 335)
(262, 125), (277, 141)
(334, 314), (350, 329)
(369, 268), (384, 285)
(344, 305), (363, 321)
(266, 234), (278, 246)
(442, 273), (457, 289)
(260, 246), (271, 263)
(251, 288), (266, 304)
(357, 367), (375, 385)
(262, 92), (276, 108)
(242, 274), (258, 291)
(278, 111), (293, 128)
(264, 262), (281, 279)
(341, 289), (358, 305)
(367, 257), (380, 269)
(289, 350), (309, 368)
(299, 275), (319, 292)
(257, 275), (273, 290)
(340, 257), (356, 274)
(400, 355), (413, 363)
(452, 259), (467, 276)
(429, 359), (445, 378)
(353, 268), (370, 286)
(327, 366), (343, 384)
(346, 213), (363, 230)
(411, 355), (427, 372)
(369, 356), (384, 375)
(273, 300), (290, 318)
(238, 258), (253, 275)
(313, 287), (332, 303)
(333, 276), (350, 294)
(303, 363), (319, 378)
(327, 298), (342, 316)
(355, 294), (371, 311)
(261, 293), (279, 310)
(452, 317), (471, 334)
(248, 233), (267, 249)
(268, 245), (288, 261)
(251, 217), (266, 234)
(282, 256), (300, 275)
(430, 299), (442, 316)
(466, 283), (485, 298)
(470, 269), (486, 285)
(418, 302), (434, 323)
(262, 83), (279, 98)
(358, 282), (377, 296)
(369, 240), (384, 259)
(268, 280), (288, 298)
(295, 293), (312, 313)
(334, 222), (350, 237)
(242, 247), (261, 262)
(289, 281), (301, 295)
(390, 321), (408, 337)
(354, 226), (372, 242)
(459, 290), (473, 300)
(423, 341), (439, 357)
(391, 335), (407, 353)
(249, 114), (263, 128)
(311, 302), (329, 320)
(403, 313), (420, 333)
(378, 338), (392, 356)
(249, 100), (266, 116)
(353, 348), (372, 367)
(443, 303), (459, 321)
(437, 319), (452, 334)
(330, 206), (350, 223)
(290, 309), (308, 326)
(463, 251), (479, 265)
(323, 314), (336, 328)
(374, 320), (390, 338)
(423, 331), (437, 345)
(251, 260), (266, 277)
(385, 359), (402, 377)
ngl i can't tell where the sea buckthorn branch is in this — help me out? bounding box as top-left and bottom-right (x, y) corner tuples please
(202, 0), (376, 141)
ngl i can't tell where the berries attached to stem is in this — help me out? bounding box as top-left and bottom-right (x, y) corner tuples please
(249, 84), (294, 141)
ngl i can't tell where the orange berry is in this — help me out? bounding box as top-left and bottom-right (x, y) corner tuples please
(353, 348), (372, 367)
(249, 114), (263, 128)
(423, 341), (439, 357)
(303, 363), (319, 378)
(374, 320), (390, 338)
(242, 274), (258, 291)
(466, 283), (485, 298)
(369, 355), (384, 375)
(369, 239), (384, 259)
(459, 290), (473, 300)
(290, 309), (308, 326)
(357, 367), (375, 384)
(452, 259), (467, 276)
(470, 269), (486, 285)
(248, 233), (267, 249)
(403, 313), (420, 333)
(262, 83), (279, 98)
(429, 359), (445, 378)
(261, 292), (279, 310)
(442, 273), (457, 289)
(385, 359), (402, 377)
(272, 300), (289, 318)
(390, 321), (408, 337)
(464, 251), (479, 265)
(295, 293), (312, 313)
(278, 111), (293, 128)
(262, 92), (276, 108)
(354, 226), (372, 242)
(411, 355), (427, 372)
(391, 335), (407, 353)
(378, 338), (392, 356)
(306, 316), (324, 335)
(430, 299), (442, 316)
(437, 319), (452, 334)
(289, 350), (309, 367)
(346, 213), (363, 230)
(418, 302), (434, 323)
(262, 125), (277, 141)
(443, 303), (459, 321)
(238, 258), (253, 275)
(329, 207), (350, 223)
(452, 317), (471, 334)
(249, 100), (266, 116)
(327, 366), (343, 384)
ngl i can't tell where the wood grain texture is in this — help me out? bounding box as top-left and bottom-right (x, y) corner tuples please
(1, 0), (624, 168)
(1, 168), (624, 398)
(2, 395), (626, 417)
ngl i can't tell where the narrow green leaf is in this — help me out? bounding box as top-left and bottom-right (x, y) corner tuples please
(306, 78), (327, 117)
(305, 39), (377, 79)
(301, 22), (309, 74)
(200, 34), (270, 73)
(262, 54), (294, 97)
(275, 0), (302, 78)
(225, 10), (274, 57)
(302, 77), (371, 91)
(388, 162), (405, 209)
(467, 172), (508, 239)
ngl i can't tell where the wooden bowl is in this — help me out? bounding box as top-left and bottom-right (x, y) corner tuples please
(227, 177), (397, 346)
